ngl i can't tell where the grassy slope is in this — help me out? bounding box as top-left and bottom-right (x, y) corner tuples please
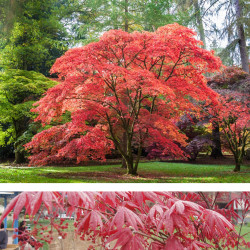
(0, 161), (249, 183)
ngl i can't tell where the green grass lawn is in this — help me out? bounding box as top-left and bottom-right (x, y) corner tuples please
(0, 161), (249, 183)
(236, 224), (250, 244)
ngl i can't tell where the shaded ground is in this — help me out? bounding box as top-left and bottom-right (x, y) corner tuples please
(0, 156), (249, 183)
(182, 155), (250, 165)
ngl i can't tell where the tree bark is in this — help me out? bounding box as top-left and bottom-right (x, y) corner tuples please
(121, 132), (127, 168)
(194, 0), (206, 49)
(124, 0), (129, 32)
(127, 161), (137, 175)
(211, 122), (223, 158)
(234, 162), (241, 172)
(234, 0), (249, 73)
(14, 147), (26, 164)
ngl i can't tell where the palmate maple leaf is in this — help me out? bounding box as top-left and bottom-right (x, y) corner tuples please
(105, 228), (145, 250)
(201, 209), (235, 239)
(77, 210), (107, 233)
(109, 206), (144, 230)
(101, 191), (130, 207)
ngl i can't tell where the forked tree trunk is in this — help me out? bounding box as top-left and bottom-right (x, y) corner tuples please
(121, 156), (138, 175)
(122, 139), (142, 175)
(222, 125), (247, 173)
(126, 160), (137, 175)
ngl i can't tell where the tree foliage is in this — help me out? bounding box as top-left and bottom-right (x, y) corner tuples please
(0, 70), (56, 162)
(25, 24), (221, 174)
(0, 191), (249, 249)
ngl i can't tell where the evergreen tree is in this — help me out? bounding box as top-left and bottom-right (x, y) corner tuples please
(0, 0), (69, 76)
(69, 0), (175, 44)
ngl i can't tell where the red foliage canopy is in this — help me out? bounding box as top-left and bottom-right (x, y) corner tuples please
(0, 192), (249, 250)
(25, 24), (221, 173)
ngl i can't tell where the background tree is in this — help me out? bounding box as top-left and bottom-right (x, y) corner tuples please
(66, 0), (176, 44)
(0, 70), (56, 163)
(174, 0), (249, 71)
(146, 114), (214, 161)
(209, 95), (250, 172)
(174, 0), (207, 48)
(176, 115), (213, 161)
(234, 0), (249, 73)
(25, 24), (221, 175)
(0, 191), (249, 249)
(208, 0), (249, 72)
(0, 0), (69, 162)
(207, 66), (249, 160)
(0, 0), (69, 76)
(0, 0), (23, 34)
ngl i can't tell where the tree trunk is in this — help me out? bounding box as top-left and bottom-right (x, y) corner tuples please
(234, 162), (241, 172)
(234, 0), (249, 73)
(121, 132), (127, 168)
(127, 164), (137, 175)
(14, 148), (26, 164)
(125, 157), (138, 175)
(233, 151), (242, 172)
(211, 122), (223, 158)
(194, 0), (206, 49)
(124, 0), (129, 32)
(121, 157), (127, 168)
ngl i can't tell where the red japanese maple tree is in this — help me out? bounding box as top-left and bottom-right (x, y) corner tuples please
(209, 93), (250, 172)
(0, 192), (249, 249)
(25, 23), (221, 175)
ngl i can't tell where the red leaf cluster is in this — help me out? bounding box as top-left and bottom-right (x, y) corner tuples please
(1, 192), (249, 249)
